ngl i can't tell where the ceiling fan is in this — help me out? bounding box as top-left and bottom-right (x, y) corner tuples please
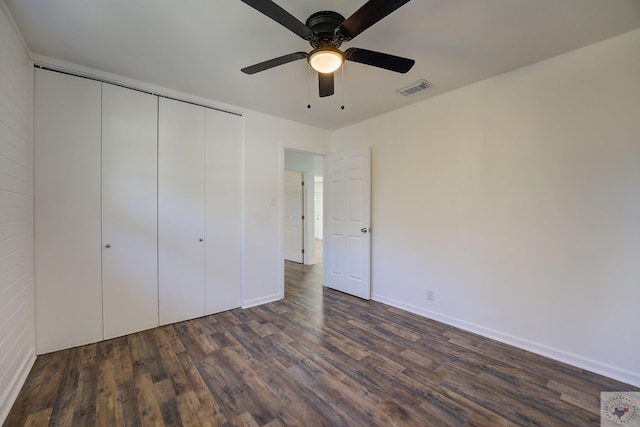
(240, 0), (415, 97)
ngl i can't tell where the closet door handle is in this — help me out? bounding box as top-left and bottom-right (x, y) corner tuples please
(199, 238), (204, 242)
(105, 243), (111, 248)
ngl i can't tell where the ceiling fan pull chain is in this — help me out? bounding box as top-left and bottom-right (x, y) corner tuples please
(340, 62), (345, 110)
(307, 63), (311, 109)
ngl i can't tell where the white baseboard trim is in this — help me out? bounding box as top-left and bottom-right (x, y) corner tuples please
(0, 353), (36, 425)
(372, 293), (640, 388)
(242, 293), (282, 309)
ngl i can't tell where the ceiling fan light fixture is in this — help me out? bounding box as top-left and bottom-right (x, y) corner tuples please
(308, 48), (344, 73)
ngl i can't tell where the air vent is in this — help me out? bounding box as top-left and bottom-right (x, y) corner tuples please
(396, 79), (432, 96)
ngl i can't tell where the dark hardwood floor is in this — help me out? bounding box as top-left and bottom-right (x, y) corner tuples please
(4, 247), (637, 426)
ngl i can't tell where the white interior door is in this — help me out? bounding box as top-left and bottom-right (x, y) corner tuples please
(284, 170), (304, 263)
(324, 148), (371, 299)
(102, 84), (158, 339)
(158, 98), (205, 325)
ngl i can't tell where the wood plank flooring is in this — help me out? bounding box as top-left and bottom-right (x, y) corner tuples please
(4, 254), (637, 426)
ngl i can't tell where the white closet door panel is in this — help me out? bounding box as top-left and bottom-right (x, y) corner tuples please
(34, 69), (103, 354)
(102, 84), (158, 339)
(158, 98), (205, 325)
(204, 110), (242, 314)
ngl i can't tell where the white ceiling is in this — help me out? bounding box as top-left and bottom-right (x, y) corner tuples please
(5, 0), (640, 130)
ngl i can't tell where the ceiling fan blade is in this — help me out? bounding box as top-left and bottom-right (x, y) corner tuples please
(336, 0), (411, 41)
(241, 52), (307, 74)
(318, 73), (335, 97)
(345, 47), (415, 73)
(240, 0), (313, 40)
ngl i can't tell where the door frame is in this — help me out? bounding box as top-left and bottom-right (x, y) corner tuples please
(279, 146), (326, 299)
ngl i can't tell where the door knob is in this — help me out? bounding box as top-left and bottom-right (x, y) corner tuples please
(361, 227), (370, 234)
(199, 238), (204, 242)
(105, 243), (111, 248)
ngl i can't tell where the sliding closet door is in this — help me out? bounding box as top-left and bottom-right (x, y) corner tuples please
(102, 84), (158, 339)
(34, 69), (103, 353)
(204, 109), (242, 314)
(158, 98), (205, 325)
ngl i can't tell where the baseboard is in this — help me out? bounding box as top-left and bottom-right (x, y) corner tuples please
(372, 293), (640, 388)
(0, 353), (36, 425)
(242, 293), (282, 309)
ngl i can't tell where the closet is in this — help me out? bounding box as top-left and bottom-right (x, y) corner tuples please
(34, 69), (242, 354)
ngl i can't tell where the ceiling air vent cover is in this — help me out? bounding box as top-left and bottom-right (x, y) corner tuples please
(397, 79), (432, 96)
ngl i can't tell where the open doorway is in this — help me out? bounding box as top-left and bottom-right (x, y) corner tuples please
(282, 148), (371, 302)
(283, 150), (324, 298)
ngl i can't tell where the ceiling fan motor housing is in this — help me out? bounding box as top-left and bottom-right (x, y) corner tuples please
(306, 11), (345, 49)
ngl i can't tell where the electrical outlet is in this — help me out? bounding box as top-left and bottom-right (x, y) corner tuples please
(427, 289), (434, 302)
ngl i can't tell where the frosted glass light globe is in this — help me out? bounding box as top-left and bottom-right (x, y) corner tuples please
(308, 49), (344, 73)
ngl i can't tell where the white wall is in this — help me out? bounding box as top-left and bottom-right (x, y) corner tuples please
(243, 111), (330, 307)
(0, 4), (35, 423)
(332, 29), (640, 387)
